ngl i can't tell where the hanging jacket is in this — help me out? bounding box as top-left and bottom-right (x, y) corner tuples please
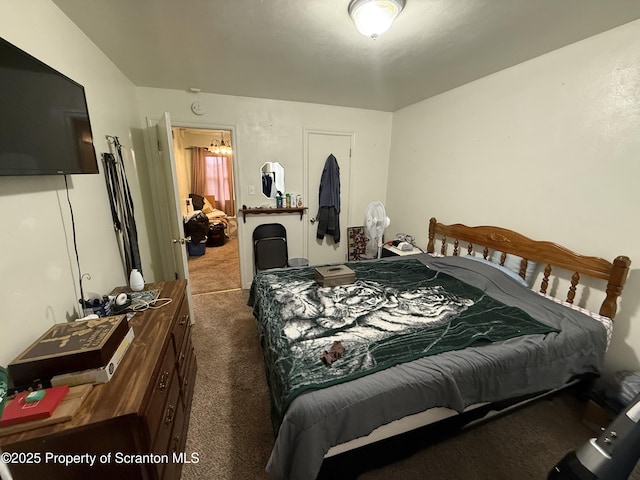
(262, 173), (273, 197)
(316, 154), (341, 243)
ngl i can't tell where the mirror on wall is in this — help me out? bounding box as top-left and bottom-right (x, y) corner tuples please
(261, 162), (285, 198)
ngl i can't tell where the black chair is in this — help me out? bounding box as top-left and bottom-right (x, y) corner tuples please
(253, 223), (288, 273)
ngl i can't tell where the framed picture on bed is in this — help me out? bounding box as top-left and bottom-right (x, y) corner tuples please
(347, 226), (367, 261)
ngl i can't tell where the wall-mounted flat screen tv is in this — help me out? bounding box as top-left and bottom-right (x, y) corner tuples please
(0, 37), (98, 176)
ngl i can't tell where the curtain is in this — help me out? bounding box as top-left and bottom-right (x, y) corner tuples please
(191, 147), (235, 216)
(190, 147), (208, 196)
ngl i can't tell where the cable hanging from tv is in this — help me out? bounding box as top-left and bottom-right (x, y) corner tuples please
(103, 135), (142, 278)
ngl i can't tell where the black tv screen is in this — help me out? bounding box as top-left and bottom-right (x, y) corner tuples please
(0, 37), (98, 176)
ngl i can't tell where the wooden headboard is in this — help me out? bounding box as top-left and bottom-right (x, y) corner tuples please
(427, 217), (631, 319)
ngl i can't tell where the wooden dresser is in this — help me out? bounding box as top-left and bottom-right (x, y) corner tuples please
(0, 280), (197, 480)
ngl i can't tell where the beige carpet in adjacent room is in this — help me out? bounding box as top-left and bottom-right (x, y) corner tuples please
(187, 225), (241, 295)
(180, 288), (640, 480)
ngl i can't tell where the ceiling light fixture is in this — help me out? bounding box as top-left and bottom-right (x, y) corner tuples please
(208, 134), (232, 156)
(348, 0), (405, 39)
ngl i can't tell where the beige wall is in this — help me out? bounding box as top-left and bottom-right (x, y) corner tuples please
(387, 19), (640, 373)
(135, 89), (392, 289)
(0, 1), (155, 366)
(171, 128), (192, 216)
(2, 0), (638, 376)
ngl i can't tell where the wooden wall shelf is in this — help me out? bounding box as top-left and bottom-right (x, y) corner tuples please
(241, 207), (307, 223)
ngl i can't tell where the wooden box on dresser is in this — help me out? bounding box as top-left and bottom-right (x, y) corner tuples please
(0, 280), (197, 480)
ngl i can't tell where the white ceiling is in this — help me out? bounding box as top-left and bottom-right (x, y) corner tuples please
(52, 0), (640, 112)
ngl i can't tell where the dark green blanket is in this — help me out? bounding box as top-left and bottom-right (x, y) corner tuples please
(249, 259), (558, 430)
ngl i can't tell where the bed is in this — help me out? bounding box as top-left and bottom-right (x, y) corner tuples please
(248, 217), (631, 480)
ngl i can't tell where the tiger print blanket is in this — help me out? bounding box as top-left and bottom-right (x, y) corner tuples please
(249, 258), (558, 430)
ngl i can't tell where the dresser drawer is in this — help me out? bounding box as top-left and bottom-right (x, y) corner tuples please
(176, 325), (192, 382)
(180, 345), (198, 407)
(171, 297), (190, 357)
(151, 370), (181, 479)
(182, 351), (197, 416)
(162, 394), (187, 480)
(145, 342), (177, 445)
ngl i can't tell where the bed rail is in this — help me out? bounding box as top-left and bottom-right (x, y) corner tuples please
(427, 217), (630, 319)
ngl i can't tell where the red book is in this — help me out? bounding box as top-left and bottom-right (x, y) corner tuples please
(0, 386), (69, 427)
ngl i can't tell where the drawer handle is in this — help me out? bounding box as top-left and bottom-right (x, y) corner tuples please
(158, 371), (169, 391)
(165, 403), (175, 424)
(171, 435), (181, 453)
(179, 313), (189, 326)
(180, 352), (186, 362)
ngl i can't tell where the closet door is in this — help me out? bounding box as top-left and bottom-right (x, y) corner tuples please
(305, 130), (353, 266)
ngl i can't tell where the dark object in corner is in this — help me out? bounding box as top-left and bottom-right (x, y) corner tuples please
(189, 193), (205, 211)
(549, 390), (640, 480)
(207, 223), (226, 247)
(184, 211), (209, 244)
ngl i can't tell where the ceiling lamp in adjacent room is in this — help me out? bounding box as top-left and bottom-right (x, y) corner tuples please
(348, 0), (405, 39)
(209, 134), (232, 155)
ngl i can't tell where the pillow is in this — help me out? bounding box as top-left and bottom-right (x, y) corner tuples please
(490, 251), (538, 287)
(201, 197), (215, 214)
(537, 292), (612, 348)
(465, 255), (528, 287)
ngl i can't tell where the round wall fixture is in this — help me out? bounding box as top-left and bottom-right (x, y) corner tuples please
(191, 102), (205, 115)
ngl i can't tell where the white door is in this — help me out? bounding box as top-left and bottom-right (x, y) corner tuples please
(305, 131), (353, 266)
(148, 112), (194, 322)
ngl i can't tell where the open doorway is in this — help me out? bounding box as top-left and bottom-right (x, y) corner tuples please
(172, 127), (241, 295)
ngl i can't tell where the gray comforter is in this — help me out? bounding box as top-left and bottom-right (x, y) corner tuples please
(257, 254), (607, 480)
